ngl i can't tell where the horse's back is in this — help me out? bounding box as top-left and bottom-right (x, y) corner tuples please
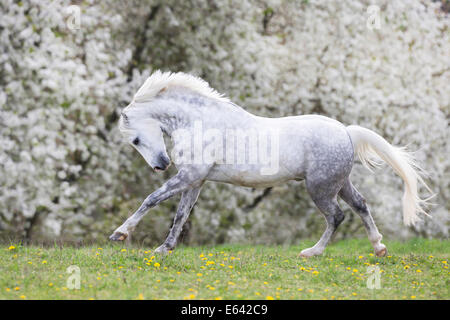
(272, 114), (354, 180)
(205, 114), (354, 188)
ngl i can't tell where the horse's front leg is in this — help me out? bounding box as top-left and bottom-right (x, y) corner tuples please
(109, 170), (202, 241)
(154, 186), (202, 254)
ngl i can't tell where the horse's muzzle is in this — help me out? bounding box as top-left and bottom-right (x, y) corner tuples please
(154, 154), (171, 171)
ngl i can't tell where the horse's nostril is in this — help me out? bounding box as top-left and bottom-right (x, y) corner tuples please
(159, 154), (170, 168)
(154, 166), (164, 171)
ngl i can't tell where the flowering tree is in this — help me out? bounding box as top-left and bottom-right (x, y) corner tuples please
(0, 0), (448, 244)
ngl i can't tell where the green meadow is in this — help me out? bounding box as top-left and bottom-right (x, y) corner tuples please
(0, 238), (448, 300)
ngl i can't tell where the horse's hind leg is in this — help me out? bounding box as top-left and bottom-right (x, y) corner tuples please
(338, 179), (387, 257)
(299, 179), (346, 258)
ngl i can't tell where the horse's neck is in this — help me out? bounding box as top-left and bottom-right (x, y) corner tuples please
(146, 102), (193, 135)
(150, 96), (256, 135)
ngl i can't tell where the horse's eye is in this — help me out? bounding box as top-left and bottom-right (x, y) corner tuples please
(132, 137), (140, 145)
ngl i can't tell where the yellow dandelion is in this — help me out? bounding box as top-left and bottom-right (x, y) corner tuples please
(197, 273), (203, 277)
(8, 246), (16, 250)
(42, 260), (47, 264)
(48, 283), (53, 287)
(416, 269), (422, 273)
(154, 262), (160, 267)
(121, 249), (127, 252)
(411, 295), (416, 299)
(14, 287), (20, 291)
(20, 295), (26, 299)
(137, 293), (144, 300)
(266, 296), (274, 300)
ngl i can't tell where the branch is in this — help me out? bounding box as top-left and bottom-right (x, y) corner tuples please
(244, 187), (273, 212)
(127, 5), (161, 81)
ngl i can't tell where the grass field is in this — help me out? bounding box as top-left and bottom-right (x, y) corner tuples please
(0, 238), (448, 300)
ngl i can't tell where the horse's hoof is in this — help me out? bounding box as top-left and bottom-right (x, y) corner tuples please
(298, 248), (321, 258)
(154, 245), (171, 255)
(375, 247), (387, 257)
(109, 231), (128, 241)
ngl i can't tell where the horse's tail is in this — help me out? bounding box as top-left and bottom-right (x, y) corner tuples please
(346, 125), (433, 226)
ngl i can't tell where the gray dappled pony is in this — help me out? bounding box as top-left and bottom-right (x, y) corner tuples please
(110, 71), (432, 257)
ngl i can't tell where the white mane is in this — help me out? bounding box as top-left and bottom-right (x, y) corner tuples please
(132, 70), (230, 104)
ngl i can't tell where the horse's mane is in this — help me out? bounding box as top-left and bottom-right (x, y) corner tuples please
(132, 70), (230, 104)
